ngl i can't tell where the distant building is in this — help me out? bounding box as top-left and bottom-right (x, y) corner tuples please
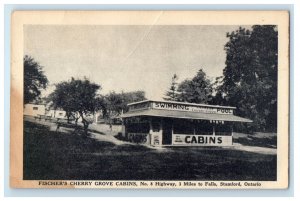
(47, 109), (98, 122)
(93, 111), (122, 124)
(24, 104), (46, 117)
(47, 109), (66, 119)
(24, 103), (117, 125)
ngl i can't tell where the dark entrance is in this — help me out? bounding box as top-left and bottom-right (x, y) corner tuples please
(162, 118), (173, 145)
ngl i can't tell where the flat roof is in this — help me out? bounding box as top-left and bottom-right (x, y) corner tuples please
(121, 109), (252, 123)
(127, 100), (236, 109)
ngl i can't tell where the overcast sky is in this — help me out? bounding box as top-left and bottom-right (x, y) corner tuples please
(24, 25), (251, 100)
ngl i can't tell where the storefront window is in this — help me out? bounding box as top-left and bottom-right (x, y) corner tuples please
(152, 118), (161, 132)
(215, 124), (232, 136)
(173, 119), (194, 134)
(195, 121), (213, 135)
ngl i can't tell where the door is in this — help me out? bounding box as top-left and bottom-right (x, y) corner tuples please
(162, 118), (173, 145)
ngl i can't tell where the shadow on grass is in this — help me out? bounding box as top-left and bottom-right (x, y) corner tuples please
(55, 122), (105, 135)
(233, 135), (277, 148)
(24, 120), (277, 181)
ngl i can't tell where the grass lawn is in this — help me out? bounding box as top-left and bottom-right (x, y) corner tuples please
(233, 132), (277, 148)
(23, 121), (277, 181)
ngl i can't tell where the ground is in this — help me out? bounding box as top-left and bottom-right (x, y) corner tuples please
(23, 117), (277, 181)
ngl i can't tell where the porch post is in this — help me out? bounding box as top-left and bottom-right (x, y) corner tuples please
(121, 118), (126, 137)
(193, 120), (196, 135)
(230, 123), (233, 145)
(149, 117), (153, 145)
(171, 120), (174, 145)
(160, 118), (163, 146)
(149, 117), (153, 132)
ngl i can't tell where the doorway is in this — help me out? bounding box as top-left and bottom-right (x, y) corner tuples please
(162, 118), (173, 145)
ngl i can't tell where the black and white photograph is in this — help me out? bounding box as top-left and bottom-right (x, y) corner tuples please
(10, 11), (289, 189)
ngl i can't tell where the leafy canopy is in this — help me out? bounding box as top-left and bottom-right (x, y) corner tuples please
(49, 77), (101, 135)
(50, 78), (101, 115)
(24, 55), (48, 104)
(176, 69), (213, 104)
(102, 91), (146, 119)
(217, 25), (278, 131)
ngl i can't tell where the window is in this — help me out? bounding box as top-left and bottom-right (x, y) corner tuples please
(195, 121), (213, 135)
(59, 112), (64, 116)
(215, 124), (232, 136)
(152, 118), (161, 132)
(173, 119), (194, 134)
(33, 107), (38, 110)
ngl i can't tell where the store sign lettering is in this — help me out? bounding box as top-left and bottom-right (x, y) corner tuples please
(173, 134), (233, 146)
(153, 102), (233, 114)
(185, 136), (223, 144)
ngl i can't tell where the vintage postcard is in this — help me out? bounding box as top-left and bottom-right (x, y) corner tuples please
(10, 11), (289, 189)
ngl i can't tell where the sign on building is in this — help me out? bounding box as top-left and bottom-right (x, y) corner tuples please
(172, 134), (233, 146)
(152, 102), (234, 115)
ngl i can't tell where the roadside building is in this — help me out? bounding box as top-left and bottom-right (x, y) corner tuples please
(121, 100), (252, 146)
(47, 109), (99, 123)
(47, 109), (67, 119)
(24, 104), (46, 117)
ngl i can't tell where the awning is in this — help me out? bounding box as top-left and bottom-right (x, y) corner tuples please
(121, 109), (252, 123)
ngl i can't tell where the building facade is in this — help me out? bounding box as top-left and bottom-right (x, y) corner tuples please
(24, 103), (101, 123)
(47, 109), (67, 119)
(24, 104), (46, 117)
(121, 100), (252, 147)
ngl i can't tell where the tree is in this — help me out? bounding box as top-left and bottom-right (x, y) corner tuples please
(24, 55), (48, 104)
(122, 91), (146, 112)
(48, 82), (79, 124)
(103, 92), (125, 121)
(101, 91), (146, 121)
(50, 78), (101, 136)
(176, 69), (213, 104)
(164, 74), (179, 101)
(210, 76), (227, 105)
(217, 25), (278, 132)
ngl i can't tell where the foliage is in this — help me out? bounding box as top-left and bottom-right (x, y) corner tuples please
(216, 25), (278, 132)
(163, 74), (179, 101)
(102, 91), (146, 121)
(122, 91), (146, 111)
(176, 69), (213, 104)
(49, 77), (101, 135)
(24, 55), (48, 104)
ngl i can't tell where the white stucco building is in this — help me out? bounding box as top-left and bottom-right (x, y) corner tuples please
(47, 109), (67, 119)
(24, 104), (46, 117)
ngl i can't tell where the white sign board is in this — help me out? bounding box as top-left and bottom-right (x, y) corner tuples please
(153, 102), (233, 115)
(172, 134), (233, 146)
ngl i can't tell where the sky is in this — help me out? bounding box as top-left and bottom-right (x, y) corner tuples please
(24, 25), (252, 100)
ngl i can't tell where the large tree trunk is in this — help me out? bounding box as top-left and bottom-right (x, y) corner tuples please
(79, 112), (89, 136)
(67, 113), (70, 124)
(72, 113), (79, 126)
(83, 122), (89, 136)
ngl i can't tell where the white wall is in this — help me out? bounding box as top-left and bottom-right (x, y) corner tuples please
(47, 110), (66, 118)
(24, 104), (46, 117)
